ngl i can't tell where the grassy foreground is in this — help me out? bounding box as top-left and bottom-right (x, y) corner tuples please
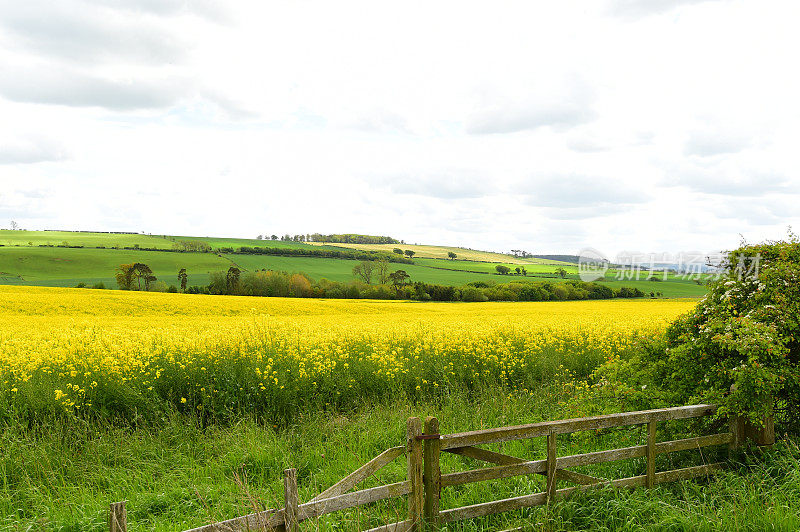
(3, 389), (799, 531)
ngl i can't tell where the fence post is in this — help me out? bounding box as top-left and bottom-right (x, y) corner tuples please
(646, 420), (656, 489)
(729, 413), (743, 452)
(546, 432), (557, 503)
(283, 468), (299, 532)
(423, 416), (441, 528)
(729, 386), (775, 447)
(109, 501), (127, 532)
(407, 417), (424, 530)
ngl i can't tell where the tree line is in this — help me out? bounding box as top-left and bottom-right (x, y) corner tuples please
(114, 262), (645, 302)
(254, 233), (400, 244)
(223, 246), (413, 264)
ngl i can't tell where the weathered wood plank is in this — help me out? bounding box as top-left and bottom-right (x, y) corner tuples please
(406, 417), (423, 531)
(557, 444), (647, 469)
(443, 446), (525, 465)
(646, 421), (656, 489)
(555, 469), (603, 486)
(656, 432), (732, 455)
(423, 416), (441, 525)
(310, 446), (404, 502)
(439, 472), (651, 524)
(546, 432), (557, 502)
(653, 463), (723, 484)
(297, 481), (411, 521)
(182, 509), (284, 532)
(109, 501), (127, 532)
(439, 491), (548, 523)
(729, 416), (744, 452)
(439, 432), (727, 490)
(440, 459), (547, 487)
(439, 461), (725, 525)
(440, 404), (717, 449)
(363, 520), (413, 532)
(283, 469), (299, 532)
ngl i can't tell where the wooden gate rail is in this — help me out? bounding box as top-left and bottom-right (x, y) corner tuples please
(107, 404), (773, 531)
(423, 403), (765, 527)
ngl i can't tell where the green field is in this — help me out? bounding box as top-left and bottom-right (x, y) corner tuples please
(308, 241), (574, 265)
(0, 229), (330, 252)
(0, 230), (708, 297)
(0, 229), (174, 249)
(0, 247), (231, 288)
(0, 247), (709, 297)
(414, 257), (577, 275)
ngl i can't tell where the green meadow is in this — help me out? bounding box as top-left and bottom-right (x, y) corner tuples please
(0, 230), (707, 297)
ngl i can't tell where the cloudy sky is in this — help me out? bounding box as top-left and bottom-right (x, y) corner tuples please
(1, 0), (798, 257)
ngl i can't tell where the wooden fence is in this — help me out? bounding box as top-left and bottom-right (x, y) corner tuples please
(108, 404), (774, 532)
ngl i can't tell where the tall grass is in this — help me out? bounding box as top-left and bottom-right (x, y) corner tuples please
(2, 389), (798, 531)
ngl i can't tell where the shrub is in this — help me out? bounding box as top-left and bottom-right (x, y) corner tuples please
(608, 236), (800, 432)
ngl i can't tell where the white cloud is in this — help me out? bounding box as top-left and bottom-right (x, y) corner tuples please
(0, 136), (68, 164)
(0, 0), (799, 257)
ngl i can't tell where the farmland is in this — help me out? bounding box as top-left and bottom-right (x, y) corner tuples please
(306, 241), (571, 264)
(1, 285), (797, 530)
(1, 285), (695, 424)
(0, 230), (707, 297)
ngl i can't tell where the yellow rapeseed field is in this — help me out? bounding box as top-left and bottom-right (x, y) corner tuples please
(0, 285), (696, 422)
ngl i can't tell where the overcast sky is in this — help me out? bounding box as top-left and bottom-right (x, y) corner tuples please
(1, 0), (798, 257)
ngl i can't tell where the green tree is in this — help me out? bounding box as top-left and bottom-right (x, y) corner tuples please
(375, 258), (391, 284)
(495, 265), (511, 275)
(448, 251), (457, 260)
(352, 261), (375, 284)
(226, 266), (241, 294)
(404, 250), (416, 259)
(389, 270), (410, 291)
(515, 267), (521, 274)
(393, 248), (404, 255)
(555, 267), (568, 278)
(115, 263), (136, 290)
(178, 268), (188, 293)
(131, 263), (155, 290)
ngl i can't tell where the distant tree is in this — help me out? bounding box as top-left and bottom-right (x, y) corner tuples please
(116, 264), (136, 290)
(375, 258), (391, 284)
(555, 267), (568, 279)
(352, 260), (375, 284)
(521, 267), (528, 276)
(256, 235), (263, 240)
(447, 251), (457, 260)
(132, 263), (155, 290)
(404, 250), (416, 259)
(393, 248), (404, 255)
(495, 265), (511, 275)
(271, 235), (278, 240)
(178, 268), (188, 293)
(226, 266), (241, 293)
(10, 220), (18, 230)
(389, 269), (410, 291)
(515, 267), (521, 274)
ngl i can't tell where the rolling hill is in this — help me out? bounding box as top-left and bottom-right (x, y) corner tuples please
(0, 229), (709, 297)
